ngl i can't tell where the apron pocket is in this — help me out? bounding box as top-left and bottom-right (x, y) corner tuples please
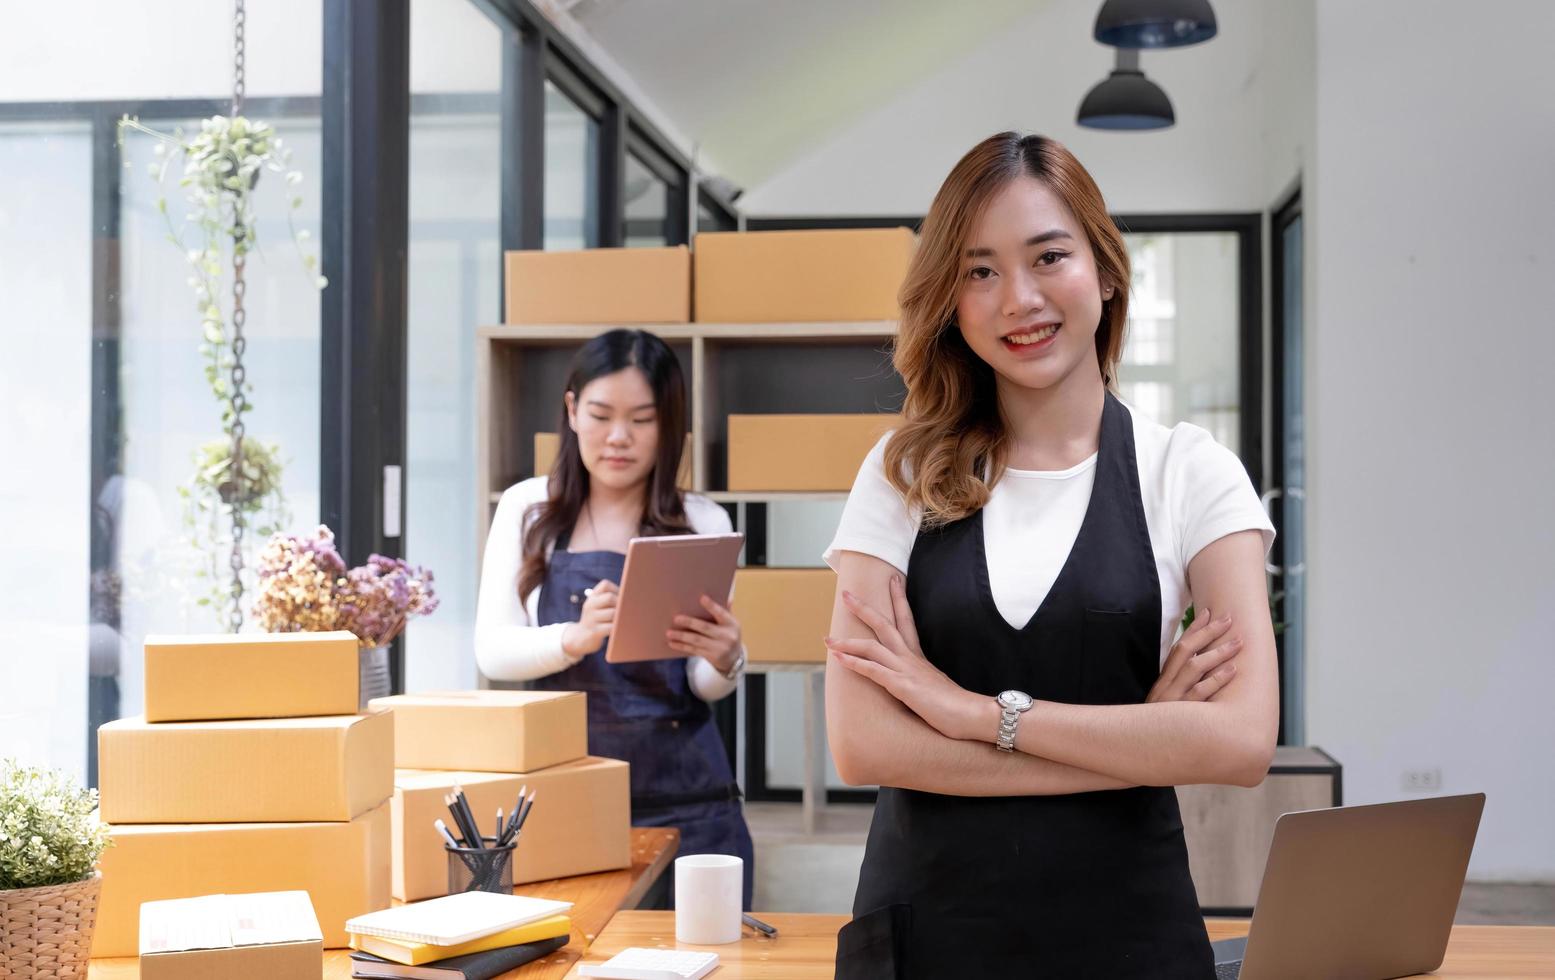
(1081, 606), (1156, 705)
(834, 903), (911, 980)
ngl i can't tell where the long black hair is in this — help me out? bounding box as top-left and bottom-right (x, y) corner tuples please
(517, 329), (691, 601)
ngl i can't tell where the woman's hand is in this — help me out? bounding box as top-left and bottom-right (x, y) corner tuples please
(1146, 606), (1243, 703)
(561, 579), (617, 657)
(667, 595), (743, 674)
(825, 574), (986, 742)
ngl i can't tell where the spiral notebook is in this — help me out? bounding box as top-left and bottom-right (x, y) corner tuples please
(345, 892), (573, 947)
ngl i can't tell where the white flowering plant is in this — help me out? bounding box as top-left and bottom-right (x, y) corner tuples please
(0, 760), (111, 891)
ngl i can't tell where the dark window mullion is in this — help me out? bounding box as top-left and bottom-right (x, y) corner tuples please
(598, 102), (625, 248)
(501, 24), (545, 278)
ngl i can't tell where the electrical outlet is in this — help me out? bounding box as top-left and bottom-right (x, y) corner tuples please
(1402, 768), (1442, 792)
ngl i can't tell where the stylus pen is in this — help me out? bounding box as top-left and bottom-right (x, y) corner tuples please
(433, 818), (461, 850)
(515, 791), (537, 831)
(455, 788), (484, 849)
(449, 789), (483, 849)
(743, 913), (778, 937)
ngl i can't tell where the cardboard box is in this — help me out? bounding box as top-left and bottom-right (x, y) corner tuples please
(144, 631), (360, 723)
(734, 568), (836, 664)
(693, 228), (916, 322)
(139, 891), (323, 980)
(370, 690), (587, 774)
(390, 758), (630, 901)
(98, 711), (394, 824)
(94, 803), (391, 958)
(726, 414), (898, 491)
(504, 246), (691, 324)
(535, 431), (694, 488)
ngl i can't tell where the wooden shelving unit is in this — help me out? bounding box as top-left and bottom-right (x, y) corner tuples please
(475, 321), (901, 556)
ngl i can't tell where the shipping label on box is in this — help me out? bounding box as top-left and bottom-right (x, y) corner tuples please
(505, 246), (691, 324)
(139, 891), (323, 980)
(726, 414), (899, 491)
(97, 710), (394, 824)
(390, 758), (630, 902)
(370, 690), (587, 774)
(734, 568), (837, 664)
(693, 228), (916, 323)
(144, 630), (360, 723)
(94, 802), (391, 958)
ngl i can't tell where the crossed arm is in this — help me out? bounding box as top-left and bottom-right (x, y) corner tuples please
(823, 530), (1279, 795)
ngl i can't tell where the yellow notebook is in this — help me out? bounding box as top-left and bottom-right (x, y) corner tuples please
(348, 914), (571, 966)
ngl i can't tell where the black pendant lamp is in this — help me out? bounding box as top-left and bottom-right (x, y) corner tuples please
(1076, 49), (1174, 130)
(1093, 0), (1217, 49)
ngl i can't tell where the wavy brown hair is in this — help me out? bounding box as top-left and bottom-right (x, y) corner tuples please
(884, 132), (1131, 527)
(516, 329), (692, 604)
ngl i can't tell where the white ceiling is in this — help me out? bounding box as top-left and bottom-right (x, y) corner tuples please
(563, 0), (1048, 194)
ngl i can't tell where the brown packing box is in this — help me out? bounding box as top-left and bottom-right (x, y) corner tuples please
(93, 802), (391, 958)
(535, 431), (694, 488)
(97, 711), (394, 824)
(692, 228), (916, 322)
(143, 630), (360, 723)
(726, 414), (898, 491)
(735, 568), (836, 664)
(390, 758), (631, 901)
(138, 891), (323, 980)
(504, 246), (691, 324)
(370, 690), (587, 774)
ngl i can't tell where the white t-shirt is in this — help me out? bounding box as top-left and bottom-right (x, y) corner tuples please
(474, 476), (740, 702)
(822, 403), (1276, 666)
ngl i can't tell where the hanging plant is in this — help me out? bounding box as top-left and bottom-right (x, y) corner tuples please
(118, 103), (326, 625)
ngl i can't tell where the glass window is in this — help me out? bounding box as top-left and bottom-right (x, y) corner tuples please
(405, 0), (502, 692)
(544, 80), (598, 250)
(624, 151), (668, 247)
(0, 119), (94, 778)
(1119, 231), (1241, 448)
(114, 107), (324, 715)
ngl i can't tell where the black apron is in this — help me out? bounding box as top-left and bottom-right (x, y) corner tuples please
(836, 391), (1214, 979)
(528, 532), (755, 910)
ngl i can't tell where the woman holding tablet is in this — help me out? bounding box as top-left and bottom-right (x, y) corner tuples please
(475, 328), (754, 909)
(823, 133), (1277, 977)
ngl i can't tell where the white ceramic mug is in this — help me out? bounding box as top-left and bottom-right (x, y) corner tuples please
(674, 854), (743, 945)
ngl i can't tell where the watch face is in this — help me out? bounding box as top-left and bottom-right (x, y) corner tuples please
(998, 690), (1033, 711)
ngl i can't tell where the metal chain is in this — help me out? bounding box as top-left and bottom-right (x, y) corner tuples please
(233, 0), (245, 116)
(227, 0), (249, 631)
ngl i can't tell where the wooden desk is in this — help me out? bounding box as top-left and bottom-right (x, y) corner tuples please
(1205, 919), (1555, 979)
(87, 827), (678, 980)
(566, 912), (848, 979)
(564, 912), (1555, 979)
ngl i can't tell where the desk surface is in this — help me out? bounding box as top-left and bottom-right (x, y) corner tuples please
(87, 826), (679, 980)
(563, 913), (1555, 979)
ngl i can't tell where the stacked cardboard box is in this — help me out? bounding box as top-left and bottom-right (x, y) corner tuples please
(92, 632), (394, 957)
(504, 246), (691, 325)
(692, 227), (916, 323)
(369, 691), (631, 903)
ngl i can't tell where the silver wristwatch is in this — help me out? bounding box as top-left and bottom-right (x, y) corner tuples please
(720, 647), (747, 682)
(995, 690), (1034, 752)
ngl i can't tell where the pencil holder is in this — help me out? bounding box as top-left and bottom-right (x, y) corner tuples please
(446, 836), (516, 895)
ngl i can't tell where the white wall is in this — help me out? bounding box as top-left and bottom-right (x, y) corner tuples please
(1307, 0), (1555, 881)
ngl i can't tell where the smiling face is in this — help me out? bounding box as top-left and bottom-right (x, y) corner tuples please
(954, 175), (1115, 393)
(565, 366), (661, 492)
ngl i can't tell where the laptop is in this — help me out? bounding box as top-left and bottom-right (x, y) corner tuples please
(1211, 792), (1485, 980)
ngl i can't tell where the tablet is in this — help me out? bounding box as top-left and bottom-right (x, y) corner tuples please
(604, 532), (744, 664)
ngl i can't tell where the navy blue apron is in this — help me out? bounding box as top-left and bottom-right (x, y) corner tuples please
(836, 391), (1214, 978)
(530, 531), (755, 910)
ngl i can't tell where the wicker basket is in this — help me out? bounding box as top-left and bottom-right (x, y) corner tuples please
(0, 872), (102, 978)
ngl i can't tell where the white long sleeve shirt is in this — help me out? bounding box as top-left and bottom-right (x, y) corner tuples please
(474, 477), (741, 702)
